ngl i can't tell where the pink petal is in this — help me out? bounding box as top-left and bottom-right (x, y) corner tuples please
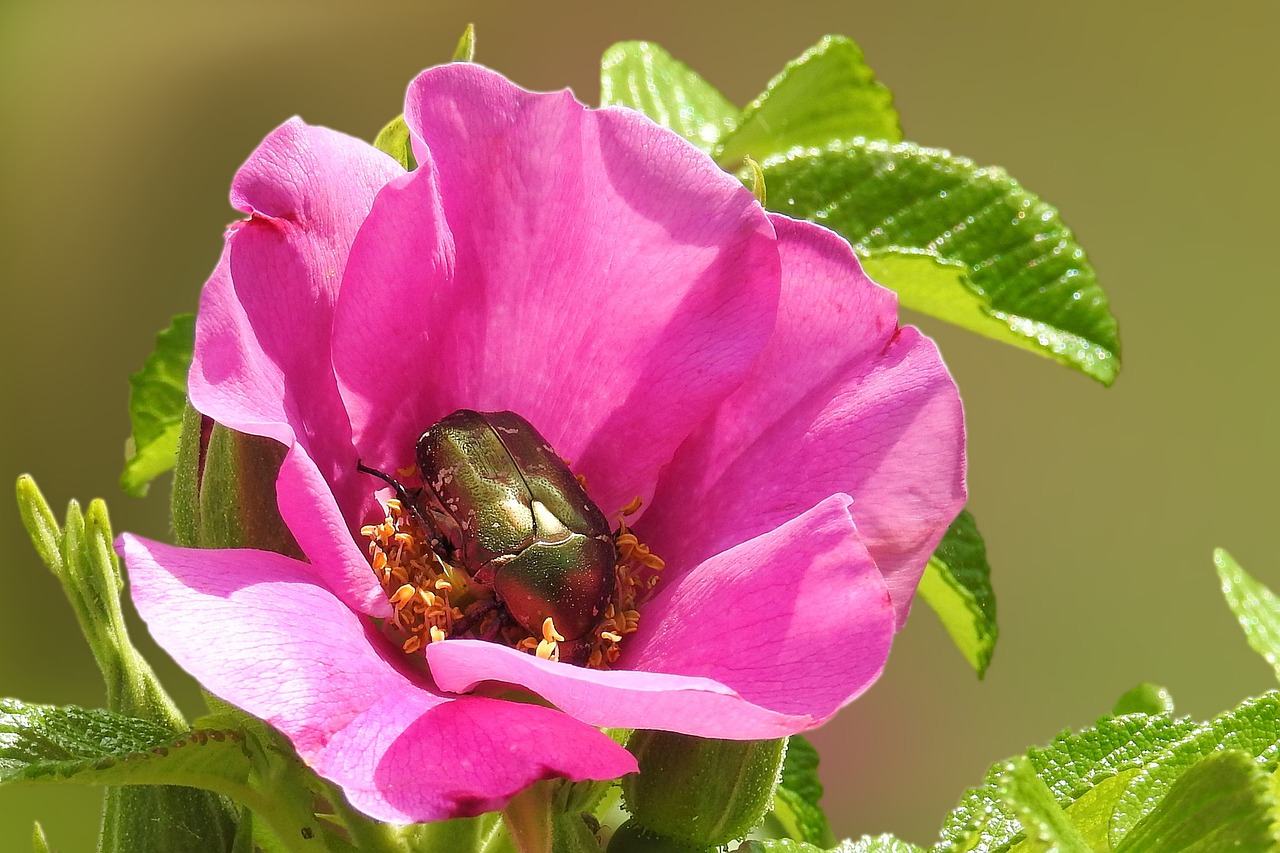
(644, 216), (966, 625)
(332, 65), (780, 517)
(192, 118), (399, 490)
(118, 534), (635, 822)
(427, 495), (894, 739)
(188, 119), (401, 612)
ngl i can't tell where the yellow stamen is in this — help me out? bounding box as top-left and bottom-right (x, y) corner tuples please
(619, 495), (643, 516)
(429, 625), (447, 644)
(535, 639), (560, 661)
(542, 617), (566, 643)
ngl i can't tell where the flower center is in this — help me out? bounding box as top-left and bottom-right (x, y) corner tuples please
(361, 478), (664, 670)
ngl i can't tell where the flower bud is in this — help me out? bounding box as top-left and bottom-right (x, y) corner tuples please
(172, 403), (301, 556)
(621, 732), (786, 847)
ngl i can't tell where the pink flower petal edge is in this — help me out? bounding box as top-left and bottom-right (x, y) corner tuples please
(427, 495), (894, 739)
(332, 63), (782, 519)
(644, 215), (966, 625)
(117, 534), (635, 823)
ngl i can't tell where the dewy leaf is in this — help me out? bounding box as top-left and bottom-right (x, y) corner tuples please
(763, 140), (1121, 386)
(916, 509), (997, 678)
(715, 35), (900, 167)
(1108, 692), (1280, 847)
(0, 699), (354, 853)
(600, 41), (739, 153)
(994, 757), (1091, 853)
(767, 736), (836, 846)
(938, 712), (1198, 852)
(1215, 548), (1280, 682)
(120, 313), (195, 497)
(1112, 750), (1278, 853)
(0, 699), (248, 788)
(1111, 683), (1175, 717)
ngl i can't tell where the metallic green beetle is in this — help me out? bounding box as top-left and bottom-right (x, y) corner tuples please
(360, 409), (616, 662)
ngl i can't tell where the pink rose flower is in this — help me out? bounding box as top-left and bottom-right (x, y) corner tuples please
(118, 64), (965, 822)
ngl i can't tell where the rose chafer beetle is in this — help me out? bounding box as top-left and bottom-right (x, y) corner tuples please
(359, 409), (616, 663)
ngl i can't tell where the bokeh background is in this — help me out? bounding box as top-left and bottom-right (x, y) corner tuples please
(2, 0), (1277, 849)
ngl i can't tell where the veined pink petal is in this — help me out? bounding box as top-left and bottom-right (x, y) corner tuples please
(118, 534), (634, 823)
(314, 691), (635, 822)
(188, 119), (402, 611)
(645, 216), (966, 625)
(331, 64), (780, 516)
(427, 495), (894, 738)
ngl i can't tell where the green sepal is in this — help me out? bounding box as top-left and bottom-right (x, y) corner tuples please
(171, 412), (301, 556)
(31, 822), (51, 853)
(763, 736), (835, 846)
(453, 23), (476, 62)
(622, 732), (785, 847)
(1113, 750), (1279, 853)
(1215, 548), (1280, 682)
(400, 813), (514, 853)
(1112, 683), (1175, 717)
(916, 509), (997, 678)
(605, 820), (709, 853)
(120, 314), (195, 497)
(373, 116), (416, 171)
(171, 403), (203, 547)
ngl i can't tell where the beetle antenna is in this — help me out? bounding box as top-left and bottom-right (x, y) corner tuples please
(357, 459), (426, 517)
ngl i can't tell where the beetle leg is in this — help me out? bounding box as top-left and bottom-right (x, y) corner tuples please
(451, 596), (504, 637)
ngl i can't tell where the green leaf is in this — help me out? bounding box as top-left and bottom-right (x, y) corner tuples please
(31, 822), (51, 853)
(939, 712), (1197, 852)
(916, 509), (997, 678)
(763, 140), (1121, 385)
(1, 699), (370, 853)
(742, 838), (923, 853)
(600, 41), (739, 153)
(715, 36), (900, 167)
(1113, 750), (1278, 853)
(1215, 548), (1280, 682)
(120, 313), (195, 497)
(1112, 683), (1175, 717)
(373, 116), (415, 171)
(994, 757), (1091, 853)
(767, 736), (835, 846)
(1108, 692), (1280, 847)
(452, 23), (476, 62)
(0, 699), (248, 788)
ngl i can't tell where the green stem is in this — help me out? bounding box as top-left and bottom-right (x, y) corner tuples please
(502, 783), (554, 853)
(320, 778), (410, 853)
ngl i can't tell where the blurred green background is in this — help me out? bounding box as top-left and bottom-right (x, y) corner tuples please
(1, 0), (1277, 849)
